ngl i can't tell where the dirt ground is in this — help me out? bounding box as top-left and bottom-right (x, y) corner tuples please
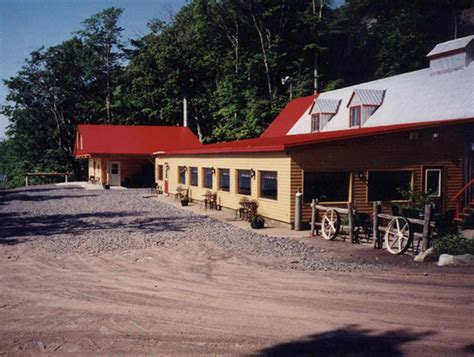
(1, 187), (473, 356)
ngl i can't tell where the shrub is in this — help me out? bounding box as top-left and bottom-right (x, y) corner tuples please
(433, 234), (474, 255)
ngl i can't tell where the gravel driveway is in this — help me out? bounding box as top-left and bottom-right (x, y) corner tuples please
(1, 185), (377, 272)
(2, 185), (473, 355)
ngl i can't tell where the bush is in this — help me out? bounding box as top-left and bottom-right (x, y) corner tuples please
(433, 234), (474, 255)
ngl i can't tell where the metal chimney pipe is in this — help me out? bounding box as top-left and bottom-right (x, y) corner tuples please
(183, 97), (188, 127)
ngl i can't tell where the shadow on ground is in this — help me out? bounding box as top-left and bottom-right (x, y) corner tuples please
(0, 210), (204, 246)
(257, 325), (434, 357)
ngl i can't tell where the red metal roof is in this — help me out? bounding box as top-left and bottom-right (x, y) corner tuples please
(160, 118), (474, 156)
(260, 94), (318, 138)
(74, 124), (202, 157)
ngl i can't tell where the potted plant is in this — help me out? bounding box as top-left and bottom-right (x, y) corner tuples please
(181, 196), (189, 206)
(103, 183), (110, 189)
(250, 214), (265, 229)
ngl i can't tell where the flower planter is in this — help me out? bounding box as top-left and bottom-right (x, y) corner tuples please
(181, 199), (189, 207)
(250, 218), (265, 229)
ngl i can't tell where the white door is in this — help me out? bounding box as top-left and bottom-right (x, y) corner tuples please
(108, 161), (121, 186)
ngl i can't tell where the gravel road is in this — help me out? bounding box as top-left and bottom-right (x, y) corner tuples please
(2, 185), (375, 272)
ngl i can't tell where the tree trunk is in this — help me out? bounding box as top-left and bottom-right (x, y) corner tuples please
(250, 12), (273, 106)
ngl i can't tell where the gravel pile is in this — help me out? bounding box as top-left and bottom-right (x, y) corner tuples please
(1, 185), (378, 272)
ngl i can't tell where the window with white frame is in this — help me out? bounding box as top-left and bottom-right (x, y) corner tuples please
(424, 169), (442, 197)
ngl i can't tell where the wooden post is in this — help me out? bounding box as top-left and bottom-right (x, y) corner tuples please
(373, 201), (381, 249)
(25, 175), (29, 187)
(311, 199), (316, 237)
(422, 204), (432, 252)
(348, 202), (355, 243)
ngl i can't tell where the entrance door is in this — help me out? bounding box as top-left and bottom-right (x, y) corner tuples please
(108, 161), (121, 186)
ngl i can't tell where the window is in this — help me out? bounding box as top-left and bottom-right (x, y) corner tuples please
(425, 169), (442, 197)
(304, 172), (350, 203)
(203, 168), (213, 188)
(368, 170), (412, 202)
(237, 170), (251, 195)
(350, 106), (361, 127)
(157, 165), (163, 181)
(260, 171), (278, 200)
(178, 166), (186, 185)
(111, 163), (119, 174)
(190, 167), (198, 186)
(218, 169), (230, 192)
(311, 114), (320, 132)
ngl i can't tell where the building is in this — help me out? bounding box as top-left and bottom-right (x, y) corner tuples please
(74, 124), (202, 187)
(153, 36), (474, 227)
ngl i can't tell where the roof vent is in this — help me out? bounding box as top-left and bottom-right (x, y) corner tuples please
(427, 35), (474, 75)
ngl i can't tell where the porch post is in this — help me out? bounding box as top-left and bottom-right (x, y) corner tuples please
(373, 201), (381, 249)
(422, 204), (432, 251)
(348, 202), (355, 243)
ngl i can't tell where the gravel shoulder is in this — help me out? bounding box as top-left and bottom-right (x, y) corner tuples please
(1, 186), (473, 355)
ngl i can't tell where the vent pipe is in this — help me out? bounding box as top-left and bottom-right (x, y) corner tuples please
(183, 97), (188, 127)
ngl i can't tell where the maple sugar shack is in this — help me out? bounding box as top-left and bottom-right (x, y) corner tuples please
(75, 36), (474, 229)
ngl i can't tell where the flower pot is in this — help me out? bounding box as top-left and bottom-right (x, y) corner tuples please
(181, 199), (189, 207)
(250, 218), (264, 229)
(103, 184), (110, 190)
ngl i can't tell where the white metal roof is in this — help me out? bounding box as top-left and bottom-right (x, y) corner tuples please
(310, 99), (341, 114)
(287, 60), (474, 135)
(427, 35), (474, 57)
(347, 89), (385, 107)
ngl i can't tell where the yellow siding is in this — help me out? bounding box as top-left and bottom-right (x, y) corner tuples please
(155, 153), (293, 224)
(88, 157), (104, 184)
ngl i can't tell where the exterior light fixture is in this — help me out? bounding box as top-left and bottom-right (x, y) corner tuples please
(211, 167), (216, 175)
(250, 169), (256, 179)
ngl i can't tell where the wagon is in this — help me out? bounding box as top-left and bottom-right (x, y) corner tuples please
(311, 200), (438, 255)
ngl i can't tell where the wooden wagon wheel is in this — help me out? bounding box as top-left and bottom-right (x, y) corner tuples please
(384, 217), (413, 255)
(321, 209), (341, 240)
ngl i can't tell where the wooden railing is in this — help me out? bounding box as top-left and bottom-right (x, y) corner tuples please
(25, 172), (70, 186)
(451, 179), (474, 219)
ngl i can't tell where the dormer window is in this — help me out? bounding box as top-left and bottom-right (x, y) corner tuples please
(350, 106), (361, 127)
(347, 89), (385, 127)
(309, 99), (341, 132)
(311, 113), (320, 132)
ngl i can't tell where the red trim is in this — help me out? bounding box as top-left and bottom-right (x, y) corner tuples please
(159, 118), (474, 156)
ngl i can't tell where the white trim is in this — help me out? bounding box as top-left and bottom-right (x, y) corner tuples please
(424, 168), (442, 197)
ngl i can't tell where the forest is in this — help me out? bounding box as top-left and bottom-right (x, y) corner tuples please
(1, 0), (473, 187)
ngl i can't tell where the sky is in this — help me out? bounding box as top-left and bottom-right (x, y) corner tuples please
(0, 0), (345, 140)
